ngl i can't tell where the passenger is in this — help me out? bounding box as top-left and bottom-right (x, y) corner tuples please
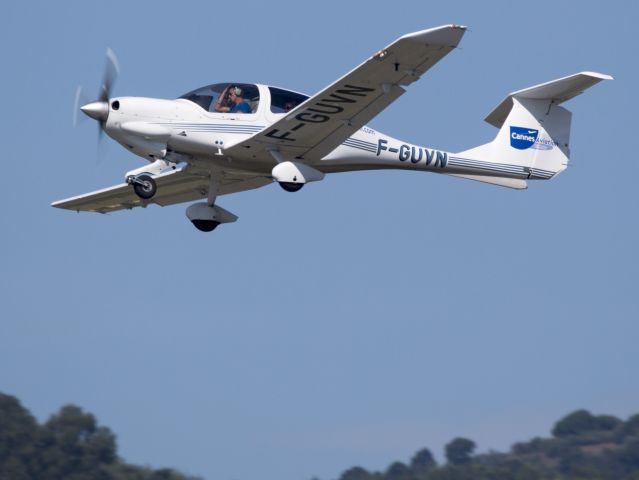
(215, 86), (251, 113)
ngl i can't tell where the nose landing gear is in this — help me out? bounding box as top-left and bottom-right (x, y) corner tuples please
(127, 174), (157, 200)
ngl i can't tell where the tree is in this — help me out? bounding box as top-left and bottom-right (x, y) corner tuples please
(445, 438), (476, 465)
(595, 414), (622, 432)
(0, 393), (38, 480)
(339, 466), (375, 480)
(385, 461), (412, 480)
(552, 409), (623, 438)
(0, 392), (201, 480)
(552, 409), (597, 437)
(38, 404), (117, 478)
(624, 414), (639, 437)
(410, 447), (436, 476)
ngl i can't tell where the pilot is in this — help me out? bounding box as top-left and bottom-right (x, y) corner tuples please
(215, 86), (251, 113)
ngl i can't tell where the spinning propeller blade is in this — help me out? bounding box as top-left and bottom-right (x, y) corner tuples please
(74, 48), (121, 154)
(99, 47), (120, 103)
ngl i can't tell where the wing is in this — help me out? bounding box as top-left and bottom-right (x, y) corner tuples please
(225, 25), (466, 162)
(51, 164), (271, 213)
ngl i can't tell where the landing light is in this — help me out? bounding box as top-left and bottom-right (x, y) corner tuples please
(374, 49), (388, 60)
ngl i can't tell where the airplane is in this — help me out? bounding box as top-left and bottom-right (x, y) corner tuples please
(53, 25), (612, 232)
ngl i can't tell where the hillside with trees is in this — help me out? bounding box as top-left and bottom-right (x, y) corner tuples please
(338, 409), (639, 480)
(0, 393), (200, 480)
(1, 391), (638, 479)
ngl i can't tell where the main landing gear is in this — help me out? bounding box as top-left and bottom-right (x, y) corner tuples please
(184, 175), (239, 232)
(278, 181), (304, 192)
(271, 160), (324, 193)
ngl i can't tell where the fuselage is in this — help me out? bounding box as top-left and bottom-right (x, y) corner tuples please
(103, 82), (461, 178)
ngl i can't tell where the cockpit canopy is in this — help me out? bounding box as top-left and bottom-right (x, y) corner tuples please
(267, 86), (308, 114)
(180, 83), (260, 113)
(179, 83), (308, 114)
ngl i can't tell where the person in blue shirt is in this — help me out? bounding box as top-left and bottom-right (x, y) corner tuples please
(215, 86), (251, 113)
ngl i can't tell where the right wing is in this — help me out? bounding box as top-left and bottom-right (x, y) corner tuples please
(225, 25), (466, 162)
(51, 164), (271, 213)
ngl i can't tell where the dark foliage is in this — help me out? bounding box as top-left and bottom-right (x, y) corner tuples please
(444, 438), (475, 466)
(337, 409), (639, 480)
(552, 409), (622, 438)
(410, 447), (437, 477)
(0, 393), (200, 480)
(3, 392), (639, 480)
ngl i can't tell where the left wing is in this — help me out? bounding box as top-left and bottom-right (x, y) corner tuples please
(225, 25), (466, 162)
(52, 164), (271, 213)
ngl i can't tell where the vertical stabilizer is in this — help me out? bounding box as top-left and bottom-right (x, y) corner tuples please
(457, 72), (612, 181)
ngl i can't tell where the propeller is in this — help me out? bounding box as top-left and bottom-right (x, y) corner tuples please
(74, 48), (120, 141)
(72, 86), (90, 128)
(99, 48), (120, 103)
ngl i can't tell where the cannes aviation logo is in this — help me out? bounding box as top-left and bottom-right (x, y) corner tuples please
(510, 126), (539, 150)
(510, 126), (557, 150)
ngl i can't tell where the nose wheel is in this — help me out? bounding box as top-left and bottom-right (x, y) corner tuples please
(128, 174), (157, 199)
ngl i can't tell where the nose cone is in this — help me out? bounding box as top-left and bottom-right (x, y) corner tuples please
(80, 101), (109, 121)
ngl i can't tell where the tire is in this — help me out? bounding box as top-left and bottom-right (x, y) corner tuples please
(279, 181), (304, 193)
(191, 220), (220, 232)
(132, 175), (157, 199)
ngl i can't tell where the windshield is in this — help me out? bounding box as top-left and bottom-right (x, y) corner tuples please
(180, 83), (260, 113)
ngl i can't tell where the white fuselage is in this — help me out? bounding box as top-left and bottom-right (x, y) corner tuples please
(104, 84), (465, 180)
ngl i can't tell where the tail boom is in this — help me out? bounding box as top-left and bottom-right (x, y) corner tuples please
(318, 72), (610, 190)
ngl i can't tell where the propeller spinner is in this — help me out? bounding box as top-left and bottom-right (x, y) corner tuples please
(74, 47), (120, 137)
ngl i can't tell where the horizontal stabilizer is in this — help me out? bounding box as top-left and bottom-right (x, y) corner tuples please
(445, 173), (528, 189)
(485, 71), (613, 128)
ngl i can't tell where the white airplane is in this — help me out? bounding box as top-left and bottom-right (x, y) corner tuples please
(53, 25), (612, 232)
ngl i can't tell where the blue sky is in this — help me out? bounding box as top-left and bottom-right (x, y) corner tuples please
(1, 2), (637, 480)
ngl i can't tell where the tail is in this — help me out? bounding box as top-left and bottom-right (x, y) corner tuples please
(450, 72), (612, 189)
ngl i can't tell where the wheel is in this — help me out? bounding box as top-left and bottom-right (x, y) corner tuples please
(191, 220), (220, 232)
(279, 181), (304, 192)
(132, 175), (157, 199)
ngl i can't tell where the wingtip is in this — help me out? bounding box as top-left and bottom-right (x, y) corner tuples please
(580, 71), (614, 81)
(401, 24), (467, 45)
